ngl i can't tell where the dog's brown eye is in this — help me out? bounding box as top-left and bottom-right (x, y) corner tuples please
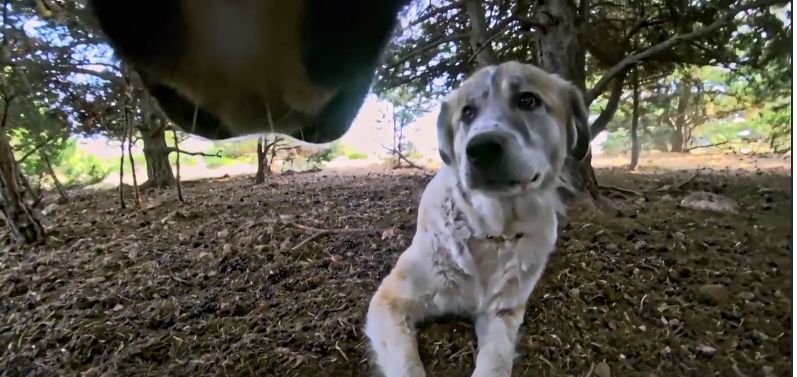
(517, 92), (540, 110)
(461, 105), (477, 123)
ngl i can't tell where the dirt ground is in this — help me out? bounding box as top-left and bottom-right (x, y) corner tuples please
(0, 155), (791, 377)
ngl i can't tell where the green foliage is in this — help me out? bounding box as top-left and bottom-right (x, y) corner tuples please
(169, 153), (199, 166)
(58, 140), (112, 187)
(407, 150), (424, 160)
(212, 138), (259, 159)
(204, 155), (240, 169)
(756, 103), (792, 153)
(346, 151), (369, 160)
(310, 141), (346, 164)
(601, 129), (630, 154)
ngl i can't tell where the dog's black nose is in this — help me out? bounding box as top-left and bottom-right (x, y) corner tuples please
(466, 134), (504, 169)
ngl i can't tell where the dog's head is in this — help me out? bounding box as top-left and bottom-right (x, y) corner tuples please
(436, 61), (590, 197)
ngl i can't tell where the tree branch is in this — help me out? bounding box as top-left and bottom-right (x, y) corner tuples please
(685, 141), (729, 151)
(589, 69), (627, 137)
(382, 145), (425, 170)
(587, 0), (782, 103)
(161, 147), (222, 158)
(384, 33), (470, 71)
(466, 17), (515, 64)
(513, 14), (555, 30)
(410, 1), (464, 27)
(16, 133), (60, 164)
(67, 67), (124, 85)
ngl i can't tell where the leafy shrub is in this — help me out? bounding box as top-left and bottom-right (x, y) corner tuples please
(601, 129), (630, 154)
(59, 140), (112, 187)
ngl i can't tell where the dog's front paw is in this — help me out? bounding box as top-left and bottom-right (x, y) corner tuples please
(471, 364), (511, 377)
(471, 352), (512, 377)
(374, 363), (426, 377)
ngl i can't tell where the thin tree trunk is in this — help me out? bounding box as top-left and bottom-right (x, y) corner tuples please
(118, 129), (126, 209)
(171, 128), (185, 203)
(18, 169), (39, 204)
(392, 104), (401, 168)
(464, 0), (498, 67)
(0, 128), (46, 244)
(629, 68), (641, 170)
(268, 139), (280, 174)
(125, 113), (141, 207)
(254, 135), (267, 184)
(40, 152), (68, 203)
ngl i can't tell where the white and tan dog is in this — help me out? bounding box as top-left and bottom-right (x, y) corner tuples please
(365, 61), (591, 377)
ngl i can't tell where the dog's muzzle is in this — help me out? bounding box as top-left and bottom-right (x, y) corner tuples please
(465, 131), (545, 193)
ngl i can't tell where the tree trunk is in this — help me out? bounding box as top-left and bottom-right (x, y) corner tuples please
(464, 0), (498, 67)
(254, 135), (267, 184)
(670, 79), (691, 153)
(268, 140), (279, 173)
(629, 68), (640, 170)
(670, 124), (685, 152)
(535, 0), (587, 92)
(0, 129), (45, 244)
(140, 123), (175, 187)
(536, 0), (603, 204)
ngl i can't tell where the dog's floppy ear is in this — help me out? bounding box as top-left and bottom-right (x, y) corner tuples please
(561, 83), (591, 161)
(436, 102), (455, 165)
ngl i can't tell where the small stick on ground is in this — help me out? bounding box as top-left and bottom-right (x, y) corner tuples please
(600, 171), (700, 196)
(600, 185), (642, 196)
(291, 230), (333, 251)
(644, 171), (700, 192)
(273, 220), (376, 251)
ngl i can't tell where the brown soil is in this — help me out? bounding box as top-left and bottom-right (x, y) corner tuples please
(0, 164), (791, 377)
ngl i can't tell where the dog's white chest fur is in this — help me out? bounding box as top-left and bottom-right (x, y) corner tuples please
(365, 166), (561, 377)
(422, 168), (558, 316)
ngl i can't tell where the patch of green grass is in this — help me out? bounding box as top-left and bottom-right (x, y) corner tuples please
(204, 156), (240, 169)
(169, 154), (199, 166)
(346, 151), (369, 160)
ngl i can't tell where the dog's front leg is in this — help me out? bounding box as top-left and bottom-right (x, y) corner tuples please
(471, 306), (526, 377)
(366, 257), (432, 377)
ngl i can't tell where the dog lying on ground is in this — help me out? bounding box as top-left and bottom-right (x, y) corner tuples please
(365, 61), (590, 377)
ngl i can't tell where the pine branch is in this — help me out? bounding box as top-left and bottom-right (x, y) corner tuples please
(587, 0), (783, 103)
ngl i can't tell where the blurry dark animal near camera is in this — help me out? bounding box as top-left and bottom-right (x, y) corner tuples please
(87, 0), (411, 143)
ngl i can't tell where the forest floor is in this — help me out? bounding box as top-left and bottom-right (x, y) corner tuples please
(0, 154), (791, 377)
